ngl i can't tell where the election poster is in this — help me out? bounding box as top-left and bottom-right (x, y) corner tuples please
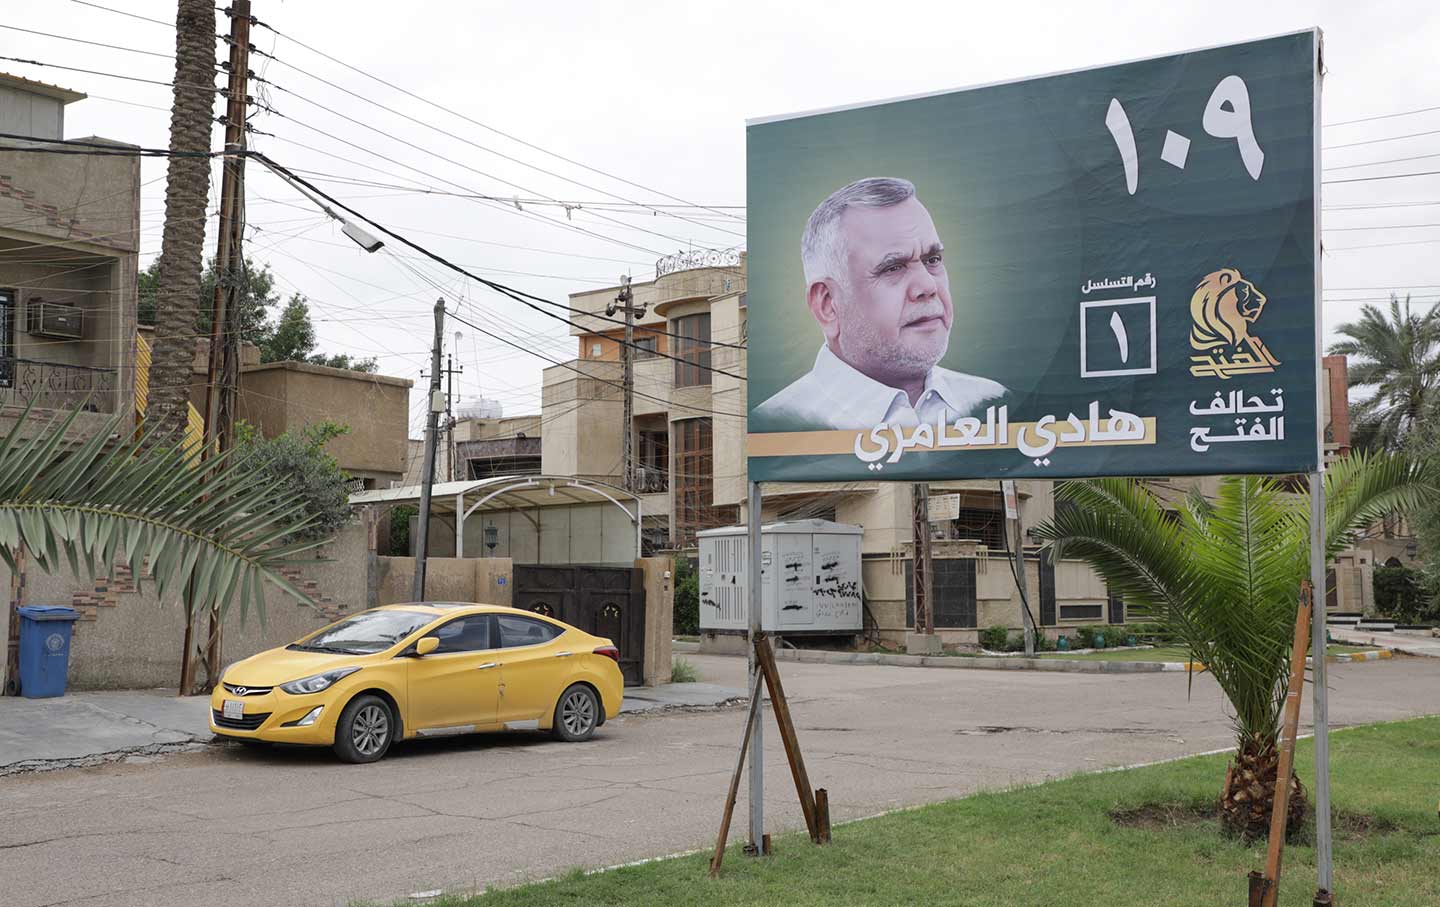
(745, 30), (1320, 481)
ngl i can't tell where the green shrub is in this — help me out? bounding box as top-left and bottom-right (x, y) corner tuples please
(670, 657), (699, 684)
(980, 624), (1010, 651)
(673, 556), (700, 635)
(1374, 565), (1438, 623)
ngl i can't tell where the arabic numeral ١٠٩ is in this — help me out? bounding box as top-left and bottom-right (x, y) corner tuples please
(1105, 75), (1265, 195)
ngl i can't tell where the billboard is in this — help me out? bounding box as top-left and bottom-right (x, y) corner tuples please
(745, 30), (1320, 482)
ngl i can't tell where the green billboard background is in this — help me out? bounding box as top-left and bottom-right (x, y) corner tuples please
(746, 31), (1319, 482)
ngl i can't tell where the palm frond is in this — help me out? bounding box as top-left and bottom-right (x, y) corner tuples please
(0, 406), (323, 621)
(1034, 453), (1427, 753)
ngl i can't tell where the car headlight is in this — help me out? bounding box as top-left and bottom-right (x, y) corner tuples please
(280, 667), (361, 695)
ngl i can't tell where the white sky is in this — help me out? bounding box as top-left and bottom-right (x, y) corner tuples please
(5, 0), (1439, 441)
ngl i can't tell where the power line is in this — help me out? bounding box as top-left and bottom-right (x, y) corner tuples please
(70, 0), (178, 29)
(246, 73), (741, 254)
(1326, 103), (1440, 128)
(1324, 128), (1440, 151)
(245, 16), (744, 224)
(1323, 169), (1440, 185)
(0, 24), (174, 58)
(0, 54), (219, 92)
(243, 48), (745, 237)
(0, 132), (220, 158)
(251, 152), (748, 351)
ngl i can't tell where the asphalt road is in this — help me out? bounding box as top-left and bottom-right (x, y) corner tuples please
(2, 654), (1437, 907)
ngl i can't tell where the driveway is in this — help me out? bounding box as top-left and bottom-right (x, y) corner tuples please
(2, 654), (1436, 907)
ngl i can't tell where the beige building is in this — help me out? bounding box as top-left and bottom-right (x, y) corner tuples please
(0, 73), (139, 436)
(527, 257), (1408, 644)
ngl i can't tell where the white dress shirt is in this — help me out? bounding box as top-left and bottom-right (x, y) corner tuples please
(753, 345), (1007, 431)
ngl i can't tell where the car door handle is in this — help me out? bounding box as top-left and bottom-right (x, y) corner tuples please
(476, 662), (498, 670)
(554, 651), (573, 658)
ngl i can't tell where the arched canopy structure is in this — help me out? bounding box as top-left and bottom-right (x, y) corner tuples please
(350, 475), (642, 562)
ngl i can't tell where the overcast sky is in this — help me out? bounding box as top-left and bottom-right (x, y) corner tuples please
(6, 1), (1439, 441)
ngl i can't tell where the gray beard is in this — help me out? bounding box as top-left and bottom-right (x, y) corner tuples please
(835, 324), (948, 386)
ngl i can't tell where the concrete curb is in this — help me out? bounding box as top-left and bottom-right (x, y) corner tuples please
(756, 646), (1393, 674)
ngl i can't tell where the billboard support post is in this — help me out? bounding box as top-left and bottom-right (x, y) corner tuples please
(746, 480), (766, 855)
(1310, 473), (1331, 897)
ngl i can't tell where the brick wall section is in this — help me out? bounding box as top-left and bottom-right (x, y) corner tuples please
(70, 564), (139, 631)
(277, 565), (351, 622)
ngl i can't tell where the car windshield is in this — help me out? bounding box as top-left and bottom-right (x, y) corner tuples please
(290, 610), (434, 654)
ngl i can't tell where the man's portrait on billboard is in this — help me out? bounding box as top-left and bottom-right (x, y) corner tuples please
(753, 177), (1006, 431)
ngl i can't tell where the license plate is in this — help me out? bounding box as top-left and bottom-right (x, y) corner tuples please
(222, 699), (245, 720)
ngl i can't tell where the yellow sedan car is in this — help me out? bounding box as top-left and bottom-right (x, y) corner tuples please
(209, 603), (625, 763)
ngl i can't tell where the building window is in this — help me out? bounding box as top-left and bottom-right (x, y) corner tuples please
(589, 342), (603, 358)
(674, 418), (733, 545)
(950, 506), (1005, 549)
(673, 313), (711, 387)
(633, 335), (658, 359)
(637, 428), (669, 492)
(1059, 603), (1104, 622)
(0, 288), (13, 387)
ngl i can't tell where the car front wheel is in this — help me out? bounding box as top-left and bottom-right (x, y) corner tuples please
(333, 694), (394, 763)
(551, 684), (600, 742)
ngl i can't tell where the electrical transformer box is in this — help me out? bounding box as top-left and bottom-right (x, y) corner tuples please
(697, 520), (863, 634)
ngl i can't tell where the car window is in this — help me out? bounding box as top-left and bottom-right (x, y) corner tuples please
(496, 614), (563, 648)
(430, 615), (492, 653)
(294, 609), (433, 654)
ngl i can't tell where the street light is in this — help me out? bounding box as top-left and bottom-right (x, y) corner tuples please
(252, 156), (384, 253)
(484, 523), (498, 553)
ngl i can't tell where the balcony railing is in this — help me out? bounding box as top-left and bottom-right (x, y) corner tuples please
(0, 358), (118, 413)
(635, 466), (669, 494)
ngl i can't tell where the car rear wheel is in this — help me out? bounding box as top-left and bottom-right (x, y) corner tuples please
(333, 695), (394, 763)
(551, 684), (600, 742)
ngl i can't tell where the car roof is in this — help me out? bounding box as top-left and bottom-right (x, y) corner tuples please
(375, 602), (510, 616)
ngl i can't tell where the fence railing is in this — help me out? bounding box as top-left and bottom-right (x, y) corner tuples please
(0, 358), (118, 413)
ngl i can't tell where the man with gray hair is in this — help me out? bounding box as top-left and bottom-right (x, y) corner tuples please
(753, 177), (1004, 430)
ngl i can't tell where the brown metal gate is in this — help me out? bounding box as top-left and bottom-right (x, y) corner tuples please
(513, 565), (645, 685)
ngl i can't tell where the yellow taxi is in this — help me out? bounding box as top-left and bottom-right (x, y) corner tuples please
(209, 603), (625, 763)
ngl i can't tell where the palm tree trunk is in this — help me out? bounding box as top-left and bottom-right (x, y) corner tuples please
(1220, 737), (1308, 843)
(147, 0), (217, 446)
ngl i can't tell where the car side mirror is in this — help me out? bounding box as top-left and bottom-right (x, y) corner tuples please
(415, 637), (440, 657)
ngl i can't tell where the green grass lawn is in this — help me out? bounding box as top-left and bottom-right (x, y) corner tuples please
(393, 716), (1440, 907)
(1045, 643), (1374, 662)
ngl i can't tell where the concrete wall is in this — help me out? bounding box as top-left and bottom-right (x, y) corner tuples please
(374, 557), (514, 607)
(541, 359), (623, 482)
(238, 362), (412, 486)
(637, 557), (673, 687)
(3, 520), (371, 691)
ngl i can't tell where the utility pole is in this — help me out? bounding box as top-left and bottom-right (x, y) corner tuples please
(1002, 480), (1036, 655)
(183, 0), (250, 696)
(911, 483), (934, 644)
(420, 350), (463, 482)
(413, 299), (445, 602)
(608, 276), (645, 491)
(445, 350), (457, 481)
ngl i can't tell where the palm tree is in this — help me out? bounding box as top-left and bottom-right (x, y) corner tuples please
(147, 0), (218, 444)
(1034, 453), (1430, 842)
(0, 407), (321, 627)
(1329, 294), (1440, 451)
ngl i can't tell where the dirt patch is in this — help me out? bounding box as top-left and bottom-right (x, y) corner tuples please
(1109, 802), (1217, 830)
(1110, 801), (1400, 842)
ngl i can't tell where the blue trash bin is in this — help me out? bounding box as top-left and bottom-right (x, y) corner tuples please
(17, 605), (80, 698)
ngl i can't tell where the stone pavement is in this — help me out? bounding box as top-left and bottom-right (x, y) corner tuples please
(0, 691), (212, 776)
(0, 680), (745, 776)
(1, 654), (1436, 907)
(1329, 626), (1440, 658)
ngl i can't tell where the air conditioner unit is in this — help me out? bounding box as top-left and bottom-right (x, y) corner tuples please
(26, 301), (83, 339)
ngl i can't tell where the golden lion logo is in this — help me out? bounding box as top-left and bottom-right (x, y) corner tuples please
(1188, 268), (1280, 379)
